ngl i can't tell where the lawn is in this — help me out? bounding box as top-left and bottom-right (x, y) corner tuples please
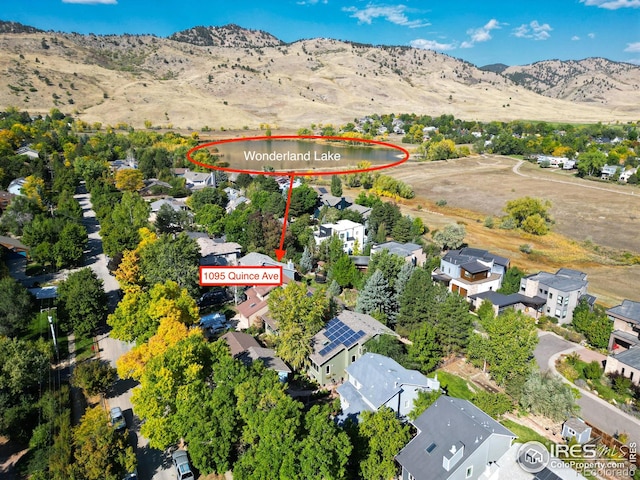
(430, 370), (474, 400)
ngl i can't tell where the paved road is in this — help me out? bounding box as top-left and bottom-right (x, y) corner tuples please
(536, 332), (640, 447)
(75, 185), (175, 480)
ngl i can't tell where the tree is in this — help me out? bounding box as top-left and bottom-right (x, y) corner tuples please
(193, 203), (225, 236)
(467, 309), (539, 389)
(472, 391), (513, 419)
(330, 175), (343, 197)
(330, 254), (360, 288)
(268, 282), (330, 371)
(572, 301), (613, 349)
(0, 276), (33, 337)
(57, 268), (108, 336)
(504, 196), (552, 233)
(102, 191), (150, 257)
(497, 266), (526, 294)
(72, 406), (136, 480)
(355, 270), (396, 325)
(187, 186), (228, 212)
(299, 245), (313, 274)
(519, 371), (578, 421)
(408, 323), (441, 373)
(115, 169), (144, 192)
(364, 334), (406, 364)
(289, 184), (318, 217)
(391, 215), (414, 242)
(138, 233), (200, 296)
(155, 204), (192, 234)
(71, 360), (117, 396)
(408, 390), (441, 420)
(432, 223), (466, 250)
(54, 221), (88, 268)
(298, 404), (352, 480)
(367, 250), (406, 288)
(577, 150), (607, 177)
(394, 261), (415, 303)
(358, 408), (410, 480)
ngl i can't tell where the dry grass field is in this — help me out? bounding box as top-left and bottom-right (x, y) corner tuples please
(372, 155), (640, 306)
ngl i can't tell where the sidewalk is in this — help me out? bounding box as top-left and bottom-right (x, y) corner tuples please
(546, 333), (640, 446)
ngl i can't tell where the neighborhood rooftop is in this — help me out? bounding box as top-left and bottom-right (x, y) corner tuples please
(607, 300), (640, 324)
(443, 247), (510, 268)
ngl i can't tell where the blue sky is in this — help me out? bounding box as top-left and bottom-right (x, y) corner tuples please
(2, 0), (639, 66)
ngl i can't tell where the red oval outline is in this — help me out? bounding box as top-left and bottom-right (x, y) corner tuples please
(186, 135), (409, 177)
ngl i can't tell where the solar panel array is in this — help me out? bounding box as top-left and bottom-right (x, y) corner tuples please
(318, 318), (366, 357)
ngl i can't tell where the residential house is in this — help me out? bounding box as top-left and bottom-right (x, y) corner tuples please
(0, 191), (15, 212)
(221, 331), (291, 381)
(468, 291), (546, 320)
(313, 219), (365, 254)
(149, 197), (188, 213)
(371, 241), (426, 267)
(314, 187), (352, 214)
(7, 177), (26, 196)
(431, 248), (510, 299)
(109, 154), (138, 172)
(395, 396), (516, 480)
(345, 202), (372, 221)
(224, 187), (249, 213)
(619, 167), (638, 183)
(193, 235), (242, 266)
(536, 155), (570, 168)
(519, 268), (589, 324)
(308, 311), (396, 386)
(337, 353), (440, 421)
(238, 252), (296, 280)
(600, 164), (622, 180)
(15, 146), (39, 159)
(561, 417), (592, 444)
(604, 300), (640, 386)
(139, 179), (172, 196)
(235, 287), (269, 330)
(183, 170), (216, 190)
(0, 235), (29, 256)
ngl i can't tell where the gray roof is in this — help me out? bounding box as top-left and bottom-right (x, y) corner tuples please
(342, 353), (435, 410)
(460, 260), (490, 274)
(238, 252), (288, 270)
(611, 346), (640, 370)
(346, 203), (372, 218)
(244, 346), (291, 374)
(563, 417), (591, 434)
(150, 198), (186, 212)
(443, 248), (509, 268)
(373, 241), (422, 258)
(469, 291), (546, 308)
(525, 269), (588, 293)
(395, 396), (515, 480)
(607, 300), (640, 325)
(337, 380), (373, 418)
(309, 311), (396, 365)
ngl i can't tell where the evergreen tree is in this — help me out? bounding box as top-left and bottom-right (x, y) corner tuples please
(330, 175), (343, 197)
(355, 270), (396, 325)
(299, 245), (313, 274)
(394, 261), (415, 302)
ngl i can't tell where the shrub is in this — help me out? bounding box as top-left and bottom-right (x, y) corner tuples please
(609, 372), (632, 395)
(435, 199), (447, 207)
(583, 361), (602, 381)
(499, 216), (517, 230)
(484, 216), (494, 228)
(519, 244), (532, 254)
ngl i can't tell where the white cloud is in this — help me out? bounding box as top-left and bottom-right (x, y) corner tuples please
(571, 35), (580, 40)
(343, 4), (430, 28)
(460, 18), (503, 48)
(625, 41), (640, 52)
(297, 0), (328, 5)
(580, 0), (640, 9)
(512, 20), (552, 40)
(409, 38), (456, 51)
(62, 0), (117, 4)
(627, 58), (640, 64)
(588, 32), (596, 38)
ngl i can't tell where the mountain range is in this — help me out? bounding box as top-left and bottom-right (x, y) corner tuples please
(1, 21), (638, 129)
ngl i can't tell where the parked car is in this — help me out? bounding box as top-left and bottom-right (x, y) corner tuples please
(172, 450), (194, 480)
(122, 470), (137, 480)
(109, 406), (126, 432)
(197, 288), (228, 308)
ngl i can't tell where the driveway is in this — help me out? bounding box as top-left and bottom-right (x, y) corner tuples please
(536, 332), (640, 447)
(75, 185), (175, 480)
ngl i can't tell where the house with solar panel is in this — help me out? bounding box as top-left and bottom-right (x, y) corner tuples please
(307, 310), (397, 386)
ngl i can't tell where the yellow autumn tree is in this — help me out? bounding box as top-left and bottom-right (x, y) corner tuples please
(114, 227), (157, 291)
(115, 169), (144, 192)
(22, 175), (46, 209)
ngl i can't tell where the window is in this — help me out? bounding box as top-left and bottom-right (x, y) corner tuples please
(557, 295), (564, 305)
(555, 308), (562, 318)
(351, 355), (356, 363)
(325, 365), (331, 375)
(408, 474), (415, 480)
(426, 443), (437, 454)
(466, 466), (473, 478)
(564, 296), (569, 306)
(549, 292), (553, 299)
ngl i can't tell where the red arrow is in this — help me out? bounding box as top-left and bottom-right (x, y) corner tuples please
(275, 175), (295, 261)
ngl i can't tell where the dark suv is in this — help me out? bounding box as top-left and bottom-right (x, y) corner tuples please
(197, 288), (227, 308)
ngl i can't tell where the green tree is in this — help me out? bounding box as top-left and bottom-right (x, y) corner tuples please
(72, 406), (136, 480)
(102, 191), (150, 257)
(54, 221), (88, 268)
(408, 323), (441, 373)
(139, 233), (200, 295)
(572, 301), (613, 349)
(504, 196), (552, 231)
(364, 335), (406, 364)
(71, 360), (117, 396)
(330, 254), (360, 288)
(467, 309), (539, 389)
(577, 149), (607, 177)
(519, 371), (578, 421)
(0, 276), (33, 337)
(408, 390), (441, 420)
(358, 408), (410, 480)
(330, 175), (343, 197)
(432, 223), (466, 250)
(155, 204), (192, 234)
(355, 270), (396, 325)
(391, 215), (414, 242)
(186, 186), (228, 212)
(299, 245), (313, 274)
(497, 266), (526, 294)
(367, 250), (406, 288)
(289, 184), (318, 217)
(472, 391), (513, 419)
(57, 268), (108, 336)
(268, 282), (329, 370)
